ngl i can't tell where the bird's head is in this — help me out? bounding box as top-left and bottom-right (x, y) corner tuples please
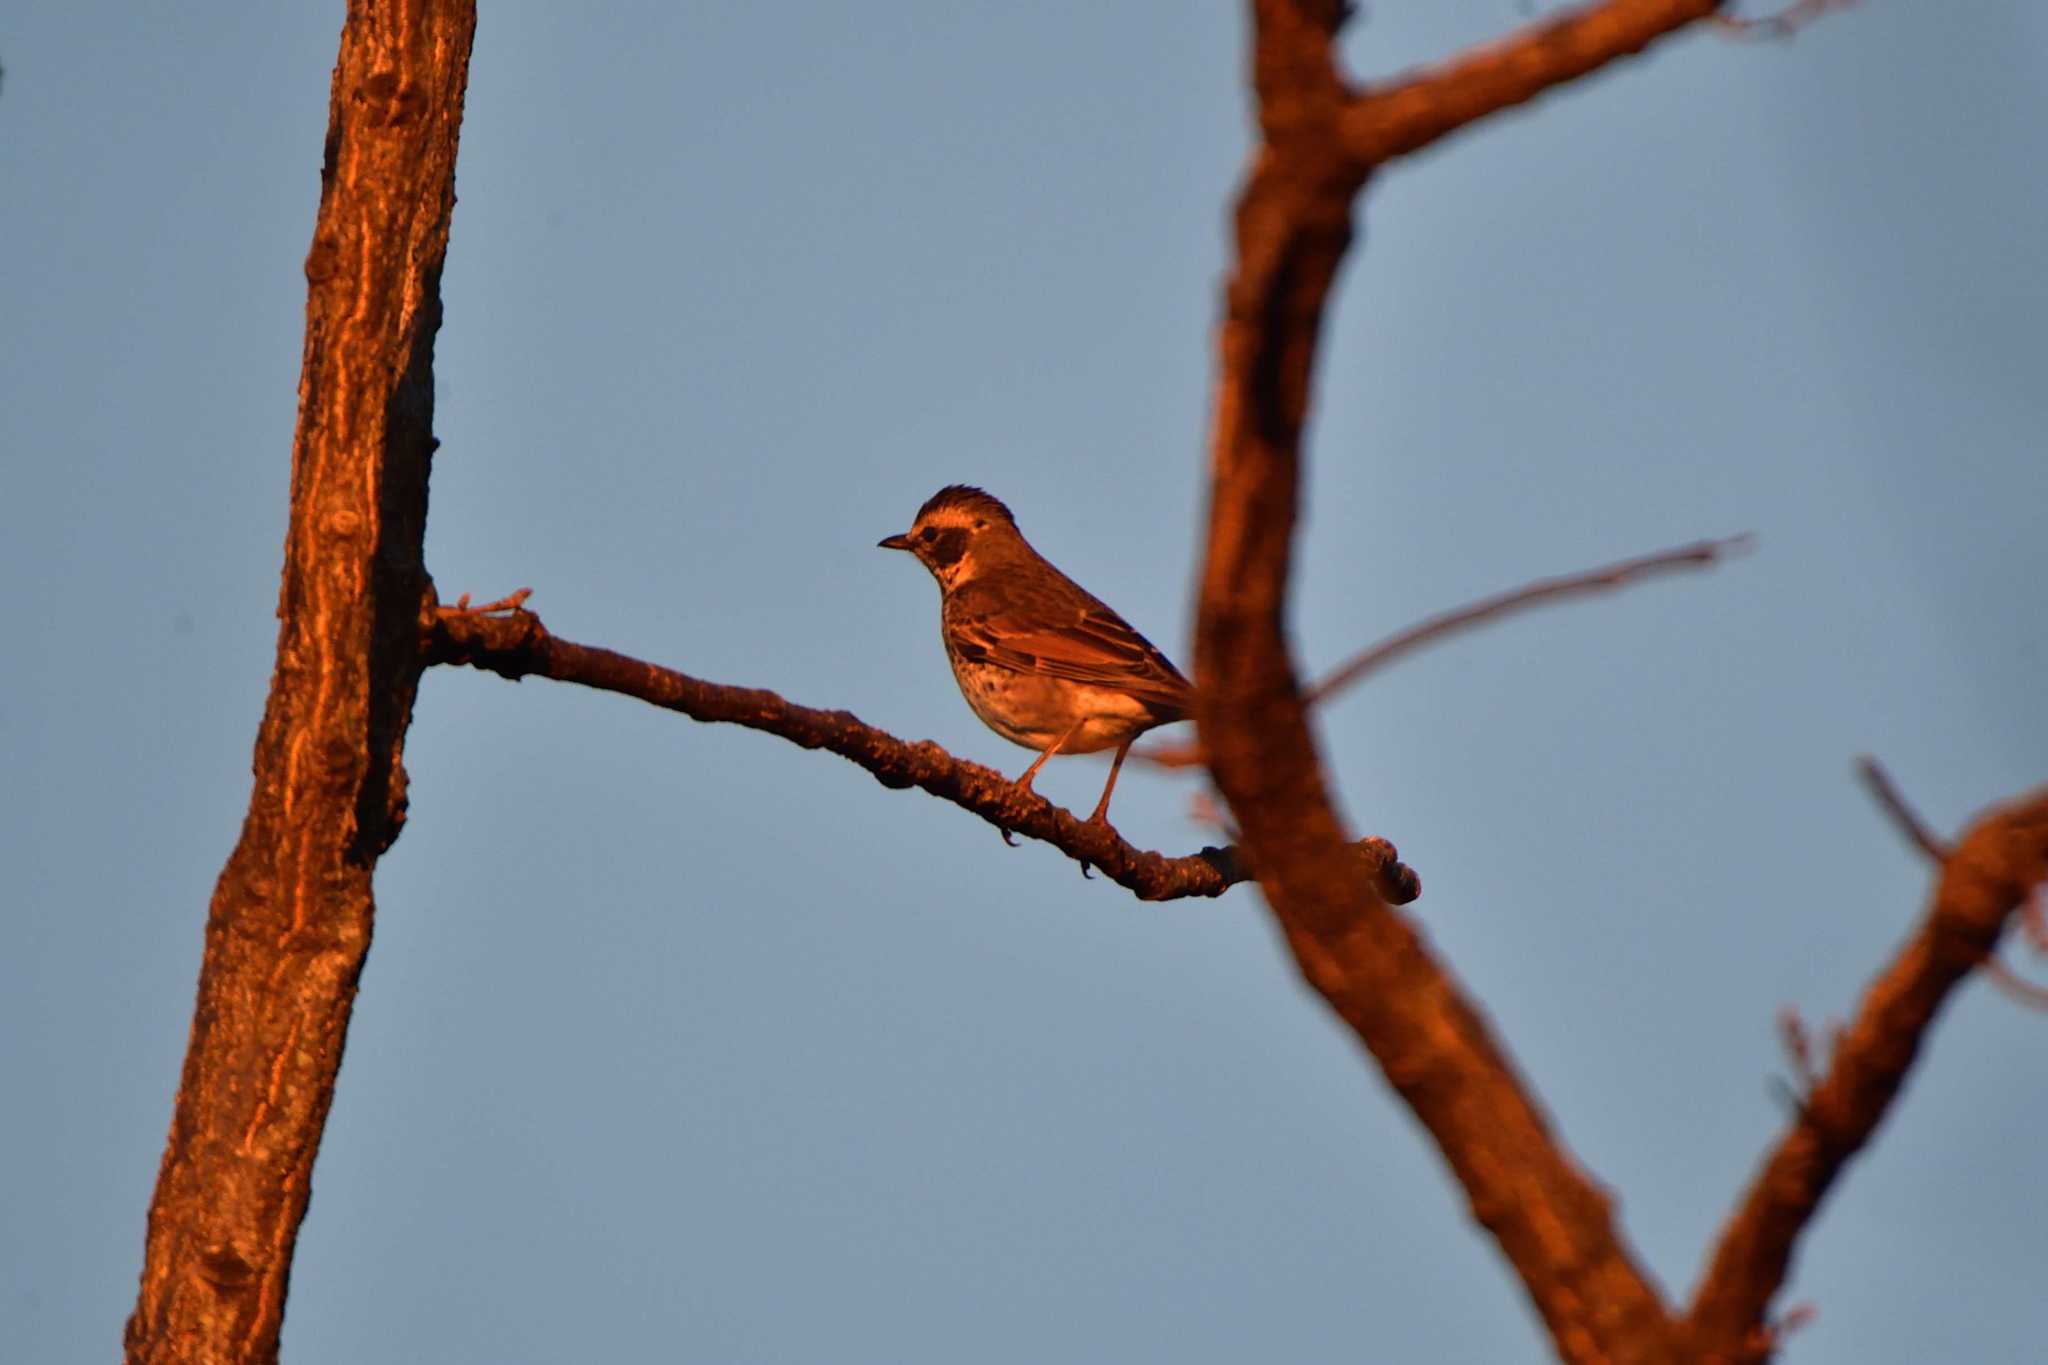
(878, 485), (1024, 590)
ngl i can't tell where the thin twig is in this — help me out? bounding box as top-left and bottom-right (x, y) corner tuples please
(1711, 0), (1860, 40)
(1981, 958), (2048, 1012)
(1776, 1005), (1820, 1095)
(1307, 534), (1751, 704)
(2018, 885), (2048, 954)
(1855, 756), (1950, 861)
(1855, 758), (2048, 1011)
(1137, 534), (1753, 769)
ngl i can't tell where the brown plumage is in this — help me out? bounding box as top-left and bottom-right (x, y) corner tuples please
(879, 486), (1190, 825)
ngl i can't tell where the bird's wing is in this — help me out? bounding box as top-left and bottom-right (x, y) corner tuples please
(947, 575), (1192, 716)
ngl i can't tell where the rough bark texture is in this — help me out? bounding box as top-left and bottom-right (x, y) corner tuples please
(125, 5), (476, 1361)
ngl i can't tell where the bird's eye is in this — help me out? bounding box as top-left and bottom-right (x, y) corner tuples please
(972, 520), (987, 530)
(919, 527), (936, 542)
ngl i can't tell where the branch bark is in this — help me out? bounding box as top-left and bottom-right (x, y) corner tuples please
(125, 5), (476, 1361)
(1343, 0), (1724, 164)
(425, 601), (1421, 906)
(1685, 786), (2048, 1357)
(1191, 3), (1732, 1362)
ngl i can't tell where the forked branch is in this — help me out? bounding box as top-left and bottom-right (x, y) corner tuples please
(1686, 784), (2048, 1355)
(1855, 758), (2048, 1008)
(1192, 3), (1731, 1361)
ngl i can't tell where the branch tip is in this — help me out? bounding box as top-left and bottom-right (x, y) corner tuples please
(1855, 756), (1949, 862)
(1308, 532), (1753, 705)
(1711, 0), (1860, 40)
(442, 587), (532, 617)
(1775, 1005), (1819, 1093)
(1981, 958), (2048, 1013)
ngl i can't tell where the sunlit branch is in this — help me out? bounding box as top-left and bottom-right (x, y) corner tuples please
(1341, 0), (1727, 166)
(425, 597), (1420, 906)
(1189, 4), (1736, 1361)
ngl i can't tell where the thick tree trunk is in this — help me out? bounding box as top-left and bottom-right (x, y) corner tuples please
(126, 5), (476, 1360)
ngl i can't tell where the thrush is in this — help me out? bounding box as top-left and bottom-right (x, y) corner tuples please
(879, 485), (1191, 825)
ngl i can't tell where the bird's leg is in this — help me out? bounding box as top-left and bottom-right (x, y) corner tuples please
(1014, 720), (1084, 794)
(998, 720), (1085, 846)
(1085, 737), (1135, 826)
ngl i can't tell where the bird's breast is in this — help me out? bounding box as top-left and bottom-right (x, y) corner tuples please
(944, 651), (1164, 754)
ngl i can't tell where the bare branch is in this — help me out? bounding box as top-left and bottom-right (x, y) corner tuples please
(1855, 758), (2048, 1010)
(1139, 534), (1747, 768)
(1193, 4), (1707, 1361)
(1710, 0), (1860, 40)
(1856, 756), (1951, 861)
(1307, 534), (1750, 704)
(424, 599), (1420, 907)
(1341, 0), (1726, 166)
(1775, 1005), (1820, 1096)
(1687, 786), (2048, 1356)
(1981, 957), (2048, 1012)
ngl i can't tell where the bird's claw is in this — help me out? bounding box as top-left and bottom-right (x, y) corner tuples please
(1000, 827), (1018, 847)
(1079, 861), (1094, 879)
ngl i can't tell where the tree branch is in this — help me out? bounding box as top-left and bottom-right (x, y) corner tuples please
(1854, 758), (2048, 1011)
(1192, 4), (1727, 1362)
(1855, 755), (1950, 861)
(1686, 785), (2048, 1357)
(1143, 535), (1748, 768)
(1342, 0), (1725, 165)
(126, 5), (476, 1362)
(424, 600), (1419, 907)
(1306, 534), (1750, 704)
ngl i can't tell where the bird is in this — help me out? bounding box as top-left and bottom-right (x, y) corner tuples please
(878, 485), (1192, 826)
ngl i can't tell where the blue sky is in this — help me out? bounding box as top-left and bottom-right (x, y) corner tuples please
(3, 4), (2044, 1361)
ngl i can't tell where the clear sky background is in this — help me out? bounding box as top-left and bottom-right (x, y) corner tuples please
(4, 4), (2044, 1362)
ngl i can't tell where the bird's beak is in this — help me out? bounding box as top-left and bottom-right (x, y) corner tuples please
(877, 533), (913, 551)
